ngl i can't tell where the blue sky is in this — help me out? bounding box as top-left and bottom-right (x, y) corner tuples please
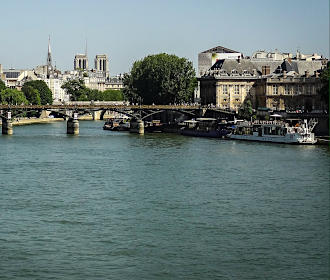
(0, 0), (329, 75)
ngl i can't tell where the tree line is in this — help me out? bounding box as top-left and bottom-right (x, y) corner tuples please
(0, 79), (124, 105)
(0, 80), (53, 105)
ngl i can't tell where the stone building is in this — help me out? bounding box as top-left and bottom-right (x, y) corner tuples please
(0, 64), (6, 82)
(94, 54), (109, 78)
(74, 54), (88, 71)
(0, 69), (37, 89)
(44, 78), (69, 102)
(255, 68), (323, 112)
(198, 46), (242, 77)
(104, 76), (124, 91)
(199, 56), (325, 112)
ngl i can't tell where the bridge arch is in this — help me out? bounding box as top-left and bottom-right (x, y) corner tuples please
(100, 108), (140, 120)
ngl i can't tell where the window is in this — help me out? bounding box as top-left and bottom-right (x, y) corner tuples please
(293, 86), (298, 95)
(272, 85), (278, 95)
(285, 85), (289, 94)
(234, 85), (240, 94)
(222, 85), (228, 95)
(297, 85), (302, 94)
(243, 70), (251, 76)
(219, 69), (227, 76)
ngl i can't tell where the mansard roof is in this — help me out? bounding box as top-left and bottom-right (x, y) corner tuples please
(205, 57), (324, 78)
(201, 45), (240, 54)
(281, 60), (298, 73)
(295, 60), (323, 75)
(210, 59), (259, 75)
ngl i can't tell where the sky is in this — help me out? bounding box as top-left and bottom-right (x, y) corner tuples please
(0, 0), (329, 75)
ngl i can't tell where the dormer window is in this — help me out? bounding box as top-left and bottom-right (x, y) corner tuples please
(231, 69), (239, 76)
(242, 70), (251, 76)
(275, 66), (282, 74)
(217, 69), (227, 76)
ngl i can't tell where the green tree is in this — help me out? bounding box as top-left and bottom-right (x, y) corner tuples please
(86, 89), (100, 101)
(123, 53), (197, 104)
(22, 80), (52, 105)
(21, 85), (41, 105)
(61, 79), (89, 101)
(238, 99), (254, 120)
(0, 79), (6, 91)
(99, 89), (124, 101)
(0, 88), (28, 105)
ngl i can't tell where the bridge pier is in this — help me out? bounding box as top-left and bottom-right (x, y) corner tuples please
(1, 112), (13, 135)
(130, 119), (144, 134)
(92, 111), (101, 120)
(67, 113), (79, 135)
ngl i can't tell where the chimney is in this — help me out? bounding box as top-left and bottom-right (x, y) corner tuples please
(253, 69), (257, 76)
(305, 70), (310, 77)
(315, 71), (320, 78)
(283, 70), (287, 78)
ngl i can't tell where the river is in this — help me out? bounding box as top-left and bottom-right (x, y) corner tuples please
(0, 121), (329, 279)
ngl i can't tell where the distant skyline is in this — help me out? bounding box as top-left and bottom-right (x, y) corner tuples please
(0, 0), (329, 75)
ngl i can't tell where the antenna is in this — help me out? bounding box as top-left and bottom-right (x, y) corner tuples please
(85, 38), (88, 56)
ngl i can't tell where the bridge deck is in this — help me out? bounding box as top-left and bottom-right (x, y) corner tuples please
(0, 104), (234, 114)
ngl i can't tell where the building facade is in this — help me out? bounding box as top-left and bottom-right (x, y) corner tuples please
(198, 46), (243, 77)
(256, 73), (323, 111)
(199, 56), (326, 112)
(74, 54), (88, 71)
(94, 54), (109, 77)
(44, 78), (69, 102)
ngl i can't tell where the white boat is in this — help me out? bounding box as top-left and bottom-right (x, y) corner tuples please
(229, 119), (317, 144)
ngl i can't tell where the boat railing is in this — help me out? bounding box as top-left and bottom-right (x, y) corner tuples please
(308, 118), (318, 132)
(252, 120), (285, 126)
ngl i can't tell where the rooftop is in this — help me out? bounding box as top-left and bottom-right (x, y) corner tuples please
(201, 45), (241, 54)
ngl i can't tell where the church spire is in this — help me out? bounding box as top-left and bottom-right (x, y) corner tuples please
(47, 36), (53, 78)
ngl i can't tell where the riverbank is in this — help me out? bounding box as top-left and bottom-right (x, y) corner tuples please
(0, 118), (64, 126)
(0, 114), (114, 126)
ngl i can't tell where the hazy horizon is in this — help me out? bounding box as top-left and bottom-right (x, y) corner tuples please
(0, 0), (329, 75)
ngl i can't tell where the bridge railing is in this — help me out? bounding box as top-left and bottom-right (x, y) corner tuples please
(0, 104), (235, 115)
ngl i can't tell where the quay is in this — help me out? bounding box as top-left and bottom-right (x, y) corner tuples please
(1, 103), (327, 139)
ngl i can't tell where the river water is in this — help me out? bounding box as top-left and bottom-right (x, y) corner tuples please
(0, 121), (329, 280)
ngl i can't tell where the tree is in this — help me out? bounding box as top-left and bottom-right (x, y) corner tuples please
(123, 53), (197, 104)
(62, 79), (125, 101)
(0, 79), (6, 91)
(238, 99), (254, 120)
(61, 79), (88, 101)
(21, 85), (41, 105)
(0, 88), (28, 105)
(22, 80), (52, 105)
(99, 89), (124, 101)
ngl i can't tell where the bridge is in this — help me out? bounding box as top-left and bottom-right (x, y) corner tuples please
(0, 104), (235, 135)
